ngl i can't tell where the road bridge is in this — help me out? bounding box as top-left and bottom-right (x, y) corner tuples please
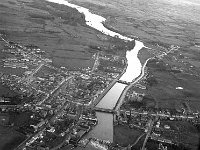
(94, 107), (117, 114)
(117, 80), (131, 85)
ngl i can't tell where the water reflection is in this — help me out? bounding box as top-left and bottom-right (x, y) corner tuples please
(96, 83), (126, 109)
(120, 40), (145, 82)
(46, 0), (132, 40)
(84, 112), (113, 142)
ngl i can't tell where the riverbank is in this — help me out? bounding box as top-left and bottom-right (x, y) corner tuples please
(71, 0), (200, 47)
(0, 0), (130, 70)
(44, 1), (147, 147)
(1, 0), (200, 150)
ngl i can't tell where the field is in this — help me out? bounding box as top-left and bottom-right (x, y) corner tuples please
(113, 124), (144, 147)
(1, 0), (200, 149)
(159, 121), (199, 149)
(0, 0), (127, 71)
(0, 0), (200, 110)
(63, 0), (200, 113)
(0, 83), (17, 97)
(0, 126), (26, 150)
(146, 57), (200, 111)
(72, 0), (200, 47)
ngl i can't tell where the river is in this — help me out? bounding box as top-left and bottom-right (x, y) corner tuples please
(96, 40), (145, 110)
(46, 0), (145, 143)
(96, 83), (126, 109)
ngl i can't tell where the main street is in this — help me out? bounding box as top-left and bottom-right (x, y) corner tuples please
(37, 76), (74, 105)
(91, 52), (100, 72)
(19, 63), (45, 83)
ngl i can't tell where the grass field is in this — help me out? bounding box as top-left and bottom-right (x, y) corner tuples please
(113, 124), (144, 147)
(0, 126), (26, 150)
(0, 0), (127, 70)
(69, 0), (200, 112)
(72, 0), (200, 46)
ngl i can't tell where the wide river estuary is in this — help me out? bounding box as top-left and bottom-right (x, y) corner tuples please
(47, 0), (145, 143)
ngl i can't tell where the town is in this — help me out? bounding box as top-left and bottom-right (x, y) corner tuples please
(0, 35), (124, 150)
(0, 34), (200, 150)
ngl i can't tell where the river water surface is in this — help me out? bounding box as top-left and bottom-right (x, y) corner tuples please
(46, 0), (145, 143)
(96, 83), (126, 109)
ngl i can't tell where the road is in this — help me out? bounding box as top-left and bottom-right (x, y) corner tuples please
(37, 76), (74, 105)
(15, 79), (74, 150)
(0, 35), (9, 44)
(141, 119), (154, 150)
(117, 80), (130, 85)
(19, 63), (45, 83)
(130, 133), (146, 148)
(114, 57), (152, 111)
(91, 52), (100, 72)
(31, 63), (44, 76)
(15, 101), (71, 150)
(0, 36), (50, 84)
(15, 120), (48, 150)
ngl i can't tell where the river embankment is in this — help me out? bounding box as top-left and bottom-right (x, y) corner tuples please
(46, 0), (146, 143)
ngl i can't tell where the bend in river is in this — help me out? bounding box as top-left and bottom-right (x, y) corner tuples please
(46, 0), (145, 82)
(46, 0), (146, 142)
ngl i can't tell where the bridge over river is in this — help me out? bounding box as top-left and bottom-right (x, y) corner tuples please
(46, 0), (148, 144)
(94, 107), (117, 114)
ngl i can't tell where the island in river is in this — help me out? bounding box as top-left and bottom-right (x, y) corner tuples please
(0, 0), (200, 150)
